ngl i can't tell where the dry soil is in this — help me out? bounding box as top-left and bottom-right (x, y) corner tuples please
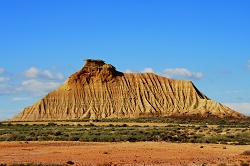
(0, 141), (249, 166)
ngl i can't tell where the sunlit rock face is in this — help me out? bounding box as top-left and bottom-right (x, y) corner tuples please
(11, 59), (247, 121)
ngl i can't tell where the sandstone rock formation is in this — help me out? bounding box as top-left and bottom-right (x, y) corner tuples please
(11, 59), (247, 121)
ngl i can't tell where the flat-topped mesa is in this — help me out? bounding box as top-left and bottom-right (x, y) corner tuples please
(10, 59), (248, 121)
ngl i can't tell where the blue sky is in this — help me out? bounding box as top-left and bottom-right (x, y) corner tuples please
(0, 0), (250, 120)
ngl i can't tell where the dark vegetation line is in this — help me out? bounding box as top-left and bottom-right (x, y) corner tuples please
(5, 116), (250, 125)
(0, 118), (249, 144)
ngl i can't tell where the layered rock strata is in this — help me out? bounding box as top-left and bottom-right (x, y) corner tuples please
(11, 59), (247, 121)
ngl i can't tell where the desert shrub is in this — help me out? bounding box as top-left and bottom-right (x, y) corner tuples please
(242, 150), (250, 155)
(7, 123), (12, 126)
(108, 124), (114, 127)
(97, 162), (112, 166)
(240, 161), (250, 166)
(91, 137), (98, 142)
(79, 136), (89, 142)
(84, 123), (95, 127)
(217, 164), (227, 166)
(195, 126), (201, 130)
(47, 122), (57, 126)
(29, 132), (36, 136)
(68, 136), (80, 141)
(120, 124), (128, 127)
(8, 133), (26, 141)
(54, 131), (62, 136)
(66, 161), (74, 165)
(25, 136), (34, 141)
(127, 136), (137, 142)
(99, 136), (113, 142)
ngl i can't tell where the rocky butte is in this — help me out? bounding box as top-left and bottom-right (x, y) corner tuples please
(11, 59), (247, 121)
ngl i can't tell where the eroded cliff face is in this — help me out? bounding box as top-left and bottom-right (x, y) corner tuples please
(11, 59), (247, 121)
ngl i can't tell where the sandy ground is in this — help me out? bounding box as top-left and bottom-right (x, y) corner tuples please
(0, 141), (249, 166)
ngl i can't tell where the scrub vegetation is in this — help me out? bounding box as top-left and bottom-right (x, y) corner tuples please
(1, 118), (250, 144)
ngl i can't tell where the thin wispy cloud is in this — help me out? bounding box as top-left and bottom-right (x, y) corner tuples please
(214, 90), (249, 95)
(223, 102), (250, 115)
(0, 68), (4, 74)
(0, 77), (10, 82)
(0, 67), (65, 97)
(0, 68), (15, 95)
(124, 67), (203, 80)
(56, 73), (64, 80)
(141, 68), (154, 73)
(16, 79), (61, 97)
(0, 113), (16, 121)
(0, 84), (16, 95)
(16, 67), (65, 96)
(247, 59), (250, 69)
(124, 69), (134, 73)
(0, 67), (11, 82)
(12, 97), (31, 101)
(21, 67), (64, 80)
(163, 68), (203, 79)
(124, 68), (154, 74)
(0, 108), (21, 120)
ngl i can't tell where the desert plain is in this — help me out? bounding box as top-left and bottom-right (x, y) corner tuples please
(0, 141), (250, 166)
(0, 120), (250, 166)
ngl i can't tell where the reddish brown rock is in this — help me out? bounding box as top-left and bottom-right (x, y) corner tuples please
(11, 59), (247, 121)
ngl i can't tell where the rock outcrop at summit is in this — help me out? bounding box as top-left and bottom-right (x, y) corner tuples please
(11, 59), (247, 121)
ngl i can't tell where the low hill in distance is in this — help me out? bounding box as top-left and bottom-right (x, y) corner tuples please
(11, 59), (247, 121)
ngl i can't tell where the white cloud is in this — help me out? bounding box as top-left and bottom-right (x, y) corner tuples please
(163, 68), (203, 79)
(21, 67), (63, 80)
(0, 67), (65, 97)
(124, 68), (154, 74)
(21, 67), (40, 78)
(124, 67), (203, 80)
(223, 102), (250, 116)
(16, 79), (61, 97)
(19, 67), (65, 96)
(141, 68), (154, 73)
(124, 69), (136, 73)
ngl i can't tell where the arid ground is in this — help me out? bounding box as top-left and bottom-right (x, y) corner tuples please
(0, 141), (250, 166)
